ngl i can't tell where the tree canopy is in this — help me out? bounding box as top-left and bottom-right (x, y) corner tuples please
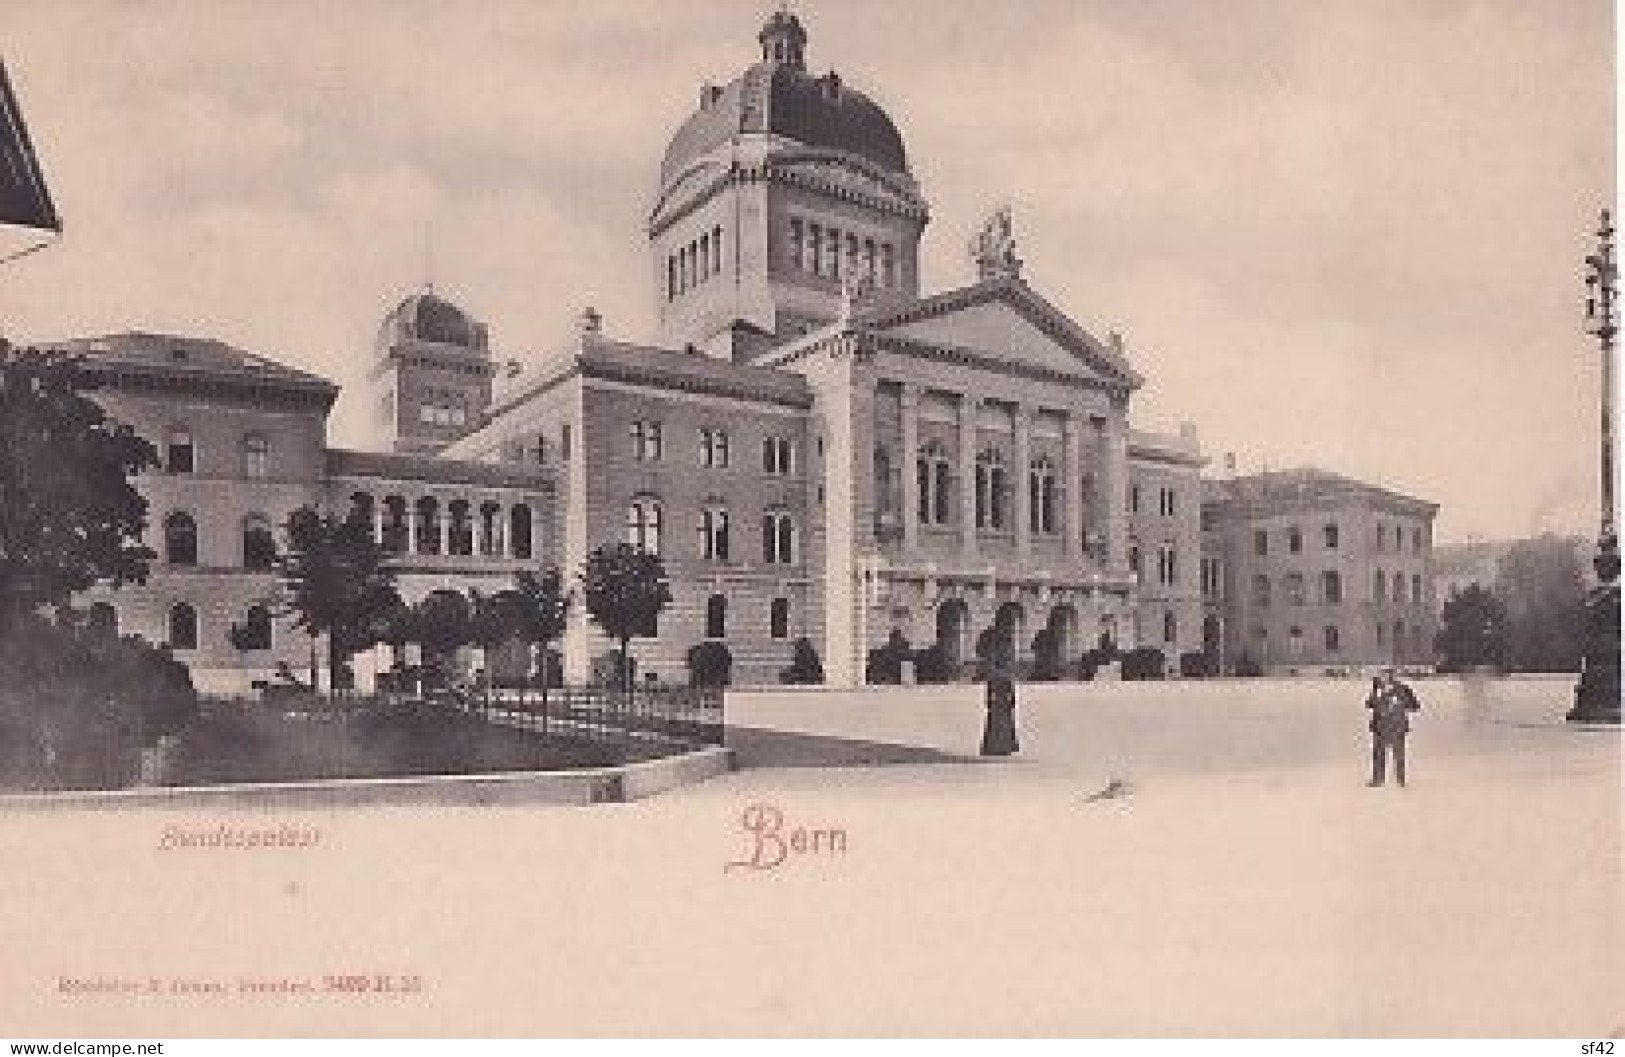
(0, 341), (157, 630)
(1434, 583), (1510, 672)
(274, 505), (398, 693)
(580, 542), (671, 692)
(1494, 534), (1586, 673)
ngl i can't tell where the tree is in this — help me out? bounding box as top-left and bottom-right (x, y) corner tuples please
(1494, 534), (1586, 673)
(274, 506), (398, 694)
(413, 589), (472, 689)
(579, 542), (671, 695)
(0, 341), (157, 634)
(512, 567), (571, 706)
(467, 588), (527, 697)
(1434, 583), (1509, 672)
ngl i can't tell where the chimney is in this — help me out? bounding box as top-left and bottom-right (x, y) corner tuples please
(578, 306), (602, 336)
(1224, 452), (1238, 478)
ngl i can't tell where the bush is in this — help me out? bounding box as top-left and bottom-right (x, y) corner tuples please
(1233, 651), (1264, 677)
(865, 630), (912, 685)
(912, 643), (954, 684)
(1180, 651), (1218, 678)
(591, 650), (636, 689)
(1076, 652), (1099, 681)
(1029, 627), (1063, 681)
(686, 641), (733, 688)
(779, 637), (825, 684)
(1121, 646), (1167, 681)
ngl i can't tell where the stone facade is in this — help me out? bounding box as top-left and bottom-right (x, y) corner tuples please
(39, 11), (1434, 691)
(1203, 469), (1439, 674)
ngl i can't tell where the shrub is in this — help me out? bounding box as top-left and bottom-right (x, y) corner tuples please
(912, 643), (954, 684)
(1029, 627), (1063, 681)
(1179, 651), (1218, 678)
(779, 637), (825, 684)
(591, 650), (636, 689)
(1121, 646), (1167, 681)
(686, 641), (733, 688)
(1076, 652), (1099, 681)
(1233, 651), (1264, 677)
(865, 630), (911, 685)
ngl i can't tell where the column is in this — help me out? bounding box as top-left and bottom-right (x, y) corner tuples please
(1101, 411), (1130, 574)
(1063, 413), (1084, 565)
(438, 504), (450, 556)
(372, 504), (384, 547)
(900, 385), (920, 552)
(407, 498), (420, 554)
(1014, 403), (1032, 560)
(958, 395), (978, 560)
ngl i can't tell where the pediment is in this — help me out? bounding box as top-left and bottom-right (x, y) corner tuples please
(864, 282), (1142, 388)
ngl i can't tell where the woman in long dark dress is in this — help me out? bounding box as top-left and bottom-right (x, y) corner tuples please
(980, 629), (1020, 756)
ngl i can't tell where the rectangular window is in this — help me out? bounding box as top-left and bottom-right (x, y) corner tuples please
(808, 223), (823, 275)
(561, 423), (572, 460)
(790, 219), (804, 271)
(880, 244), (896, 288)
(826, 227), (841, 279)
(1254, 530), (1268, 557)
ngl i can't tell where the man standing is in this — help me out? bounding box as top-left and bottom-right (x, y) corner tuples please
(1366, 667), (1421, 787)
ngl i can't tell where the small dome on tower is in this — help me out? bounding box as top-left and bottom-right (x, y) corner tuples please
(377, 291), (489, 354)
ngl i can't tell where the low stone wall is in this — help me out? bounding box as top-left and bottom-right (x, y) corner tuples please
(0, 746), (733, 811)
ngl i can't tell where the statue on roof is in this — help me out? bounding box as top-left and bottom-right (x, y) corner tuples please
(971, 204), (1023, 281)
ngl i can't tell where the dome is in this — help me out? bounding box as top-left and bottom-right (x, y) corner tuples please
(657, 13), (909, 191)
(377, 291), (488, 353)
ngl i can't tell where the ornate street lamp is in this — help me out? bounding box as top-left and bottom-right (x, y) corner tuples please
(1568, 208), (1621, 723)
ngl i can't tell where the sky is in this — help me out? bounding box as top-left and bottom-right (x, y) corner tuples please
(0, 0), (1614, 545)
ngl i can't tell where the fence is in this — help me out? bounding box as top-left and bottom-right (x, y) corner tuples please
(468, 683), (725, 752)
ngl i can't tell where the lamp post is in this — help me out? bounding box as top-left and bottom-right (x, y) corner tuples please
(1568, 208), (1621, 723)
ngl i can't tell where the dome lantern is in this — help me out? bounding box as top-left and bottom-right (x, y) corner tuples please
(758, 10), (807, 71)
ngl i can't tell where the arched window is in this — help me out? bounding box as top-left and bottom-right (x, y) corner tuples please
(510, 503), (534, 559)
(762, 436), (794, 475)
(630, 420), (663, 461)
(415, 497), (441, 555)
(166, 426), (195, 474)
(242, 433), (269, 479)
(164, 512), (198, 566)
(975, 449), (1007, 530)
(700, 505), (730, 561)
(625, 497), (662, 555)
(1324, 624), (1340, 653)
(761, 510), (796, 564)
(1253, 574), (1271, 608)
(382, 496), (409, 553)
(1374, 569), (1387, 602)
(705, 594), (727, 640)
(698, 233), (711, 282)
(1129, 543), (1141, 578)
(1029, 456), (1057, 535)
(241, 604), (273, 650)
(770, 597), (791, 640)
(479, 502), (502, 556)
(168, 602), (198, 650)
(700, 427), (730, 468)
(446, 500), (473, 556)
(1163, 610), (1178, 644)
(241, 514), (275, 570)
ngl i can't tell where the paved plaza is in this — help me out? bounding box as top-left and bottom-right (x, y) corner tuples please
(2, 676), (1618, 1037)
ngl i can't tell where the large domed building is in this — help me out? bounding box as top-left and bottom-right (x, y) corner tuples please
(36, 11), (1437, 693)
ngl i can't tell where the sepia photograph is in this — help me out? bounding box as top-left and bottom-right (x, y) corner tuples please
(0, 0), (1618, 1042)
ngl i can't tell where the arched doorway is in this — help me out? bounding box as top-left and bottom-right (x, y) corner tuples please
(935, 598), (971, 678)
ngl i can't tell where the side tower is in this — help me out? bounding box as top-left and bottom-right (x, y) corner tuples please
(369, 291), (496, 454)
(649, 12), (930, 360)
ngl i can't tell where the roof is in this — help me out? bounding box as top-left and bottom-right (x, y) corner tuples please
(658, 17), (908, 192)
(45, 331), (337, 401)
(325, 448), (553, 493)
(1210, 467), (1438, 516)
